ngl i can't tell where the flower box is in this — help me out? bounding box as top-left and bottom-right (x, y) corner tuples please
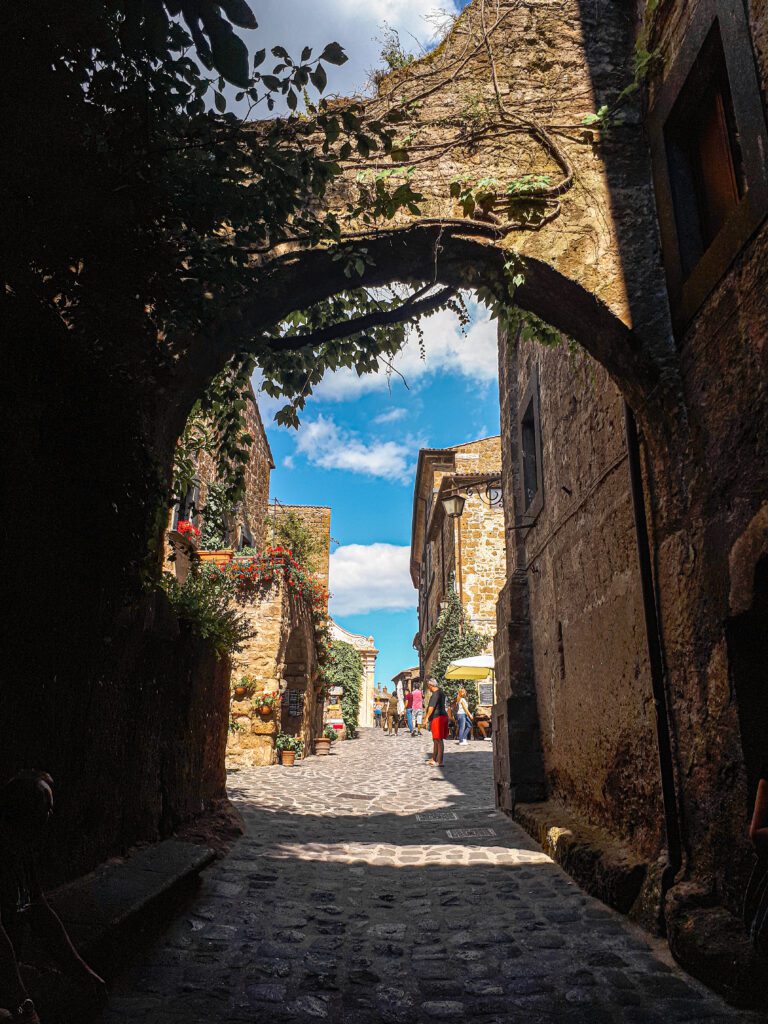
(196, 549), (234, 567)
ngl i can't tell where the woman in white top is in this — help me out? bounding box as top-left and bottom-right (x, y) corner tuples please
(455, 687), (473, 744)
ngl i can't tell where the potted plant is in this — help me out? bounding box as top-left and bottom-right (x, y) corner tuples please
(315, 725), (338, 757)
(254, 692), (278, 716)
(276, 733), (303, 766)
(232, 676), (256, 701)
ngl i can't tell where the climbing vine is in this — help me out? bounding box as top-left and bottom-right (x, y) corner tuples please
(431, 576), (487, 713)
(325, 641), (363, 739)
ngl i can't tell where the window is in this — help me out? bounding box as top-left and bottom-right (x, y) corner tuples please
(648, 0), (768, 333)
(239, 523), (254, 550)
(516, 369), (543, 521)
(664, 24), (743, 279)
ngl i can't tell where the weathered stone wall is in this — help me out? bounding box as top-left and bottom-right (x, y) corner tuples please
(631, 0), (768, 923)
(227, 578), (321, 767)
(497, 330), (664, 861)
(415, 437), (505, 677)
(460, 489), (507, 635)
(266, 503), (332, 595)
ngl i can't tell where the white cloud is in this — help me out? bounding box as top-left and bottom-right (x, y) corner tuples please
(282, 455), (295, 468)
(295, 414), (416, 483)
(374, 407), (408, 424)
(329, 543), (415, 615)
(312, 297), (499, 402)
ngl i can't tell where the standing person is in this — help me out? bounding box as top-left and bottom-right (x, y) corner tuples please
(455, 687), (474, 745)
(405, 685), (414, 737)
(411, 684), (424, 736)
(386, 689), (400, 737)
(373, 699), (383, 729)
(423, 678), (448, 767)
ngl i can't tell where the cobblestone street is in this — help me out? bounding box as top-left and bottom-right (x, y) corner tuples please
(103, 730), (758, 1023)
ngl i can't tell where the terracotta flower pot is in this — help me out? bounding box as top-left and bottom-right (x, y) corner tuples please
(315, 737), (331, 756)
(233, 686), (248, 700)
(259, 704), (272, 716)
(281, 750), (296, 767)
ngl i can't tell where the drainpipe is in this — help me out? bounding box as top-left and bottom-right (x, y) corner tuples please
(624, 401), (683, 927)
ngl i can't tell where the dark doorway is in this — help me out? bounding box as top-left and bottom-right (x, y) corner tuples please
(727, 554), (768, 805)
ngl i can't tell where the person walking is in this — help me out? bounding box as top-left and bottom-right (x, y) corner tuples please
(405, 685), (414, 736)
(411, 684), (424, 736)
(386, 688), (400, 737)
(455, 687), (473, 745)
(424, 677), (448, 767)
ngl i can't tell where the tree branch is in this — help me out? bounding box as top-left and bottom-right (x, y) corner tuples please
(264, 285), (456, 351)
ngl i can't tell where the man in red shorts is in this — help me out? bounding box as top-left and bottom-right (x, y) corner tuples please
(424, 678), (448, 767)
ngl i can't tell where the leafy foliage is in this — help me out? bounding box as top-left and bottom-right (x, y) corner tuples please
(199, 482), (232, 550)
(266, 509), (327, 574)
(432, 577), (487, 712)
(326, 641), (363, 739)
(159, 566), (253, 657)
(276, 732), (303, 754)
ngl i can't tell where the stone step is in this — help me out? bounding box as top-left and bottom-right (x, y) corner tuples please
(48, 839), (216, 978)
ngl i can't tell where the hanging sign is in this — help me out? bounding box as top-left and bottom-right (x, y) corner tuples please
(328, 686), (344, 696)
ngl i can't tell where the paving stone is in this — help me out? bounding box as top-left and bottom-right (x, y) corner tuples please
(101, 729), (757, 1024)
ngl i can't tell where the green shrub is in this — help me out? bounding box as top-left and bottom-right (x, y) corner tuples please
(160, 566), (254, 658)
(276, 733), (303, 754)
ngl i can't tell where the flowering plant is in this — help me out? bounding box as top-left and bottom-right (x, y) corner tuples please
(177, 519), (200, 541)
(207, 546), (335, 684)
(253, 692), (279, 711)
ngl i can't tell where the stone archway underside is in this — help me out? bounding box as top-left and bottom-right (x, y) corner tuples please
(175, 0), (681, 455)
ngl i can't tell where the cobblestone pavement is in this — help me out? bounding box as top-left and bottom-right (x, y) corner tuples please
(103, 729), (760, 1023)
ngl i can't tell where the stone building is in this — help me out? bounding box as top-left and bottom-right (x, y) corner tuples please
(494, 336), (663, 907)
(329, 621), (378, 728)
(170, 383), (274, 555)
(410, 437), (506, 692)
(488, 0), (768, 1001)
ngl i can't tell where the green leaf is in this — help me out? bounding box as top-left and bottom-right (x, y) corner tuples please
(272, 45), (291, 61)
(205, 13), (250, 87)
(218, 0), (258, 29)
(301, 46), (312, 61)
(319, 42), (347, 66)
(310, 64), (327, 93)
(214, 90), (226, 112)
(286, 88), (298, 110)
(253, 48), (266, 68)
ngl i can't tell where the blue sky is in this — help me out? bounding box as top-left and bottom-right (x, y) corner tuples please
(256, 297), (501, 684)
(250, 0), (493, 684)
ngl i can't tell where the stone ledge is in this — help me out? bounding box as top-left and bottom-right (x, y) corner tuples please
(666, 881), (768, 1009)
(512, 800), (647, 914)
(48, 839), (216, 976)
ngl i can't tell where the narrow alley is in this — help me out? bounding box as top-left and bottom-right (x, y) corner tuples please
(103, 732), (756, 1024)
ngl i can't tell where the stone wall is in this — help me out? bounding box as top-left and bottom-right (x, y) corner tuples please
(266, 503), (332, 596)
(227, 578), (321, 767)
(195, 388), (274, 549)
(496, 332), (663, 863)
(414, 437), (505, 677)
